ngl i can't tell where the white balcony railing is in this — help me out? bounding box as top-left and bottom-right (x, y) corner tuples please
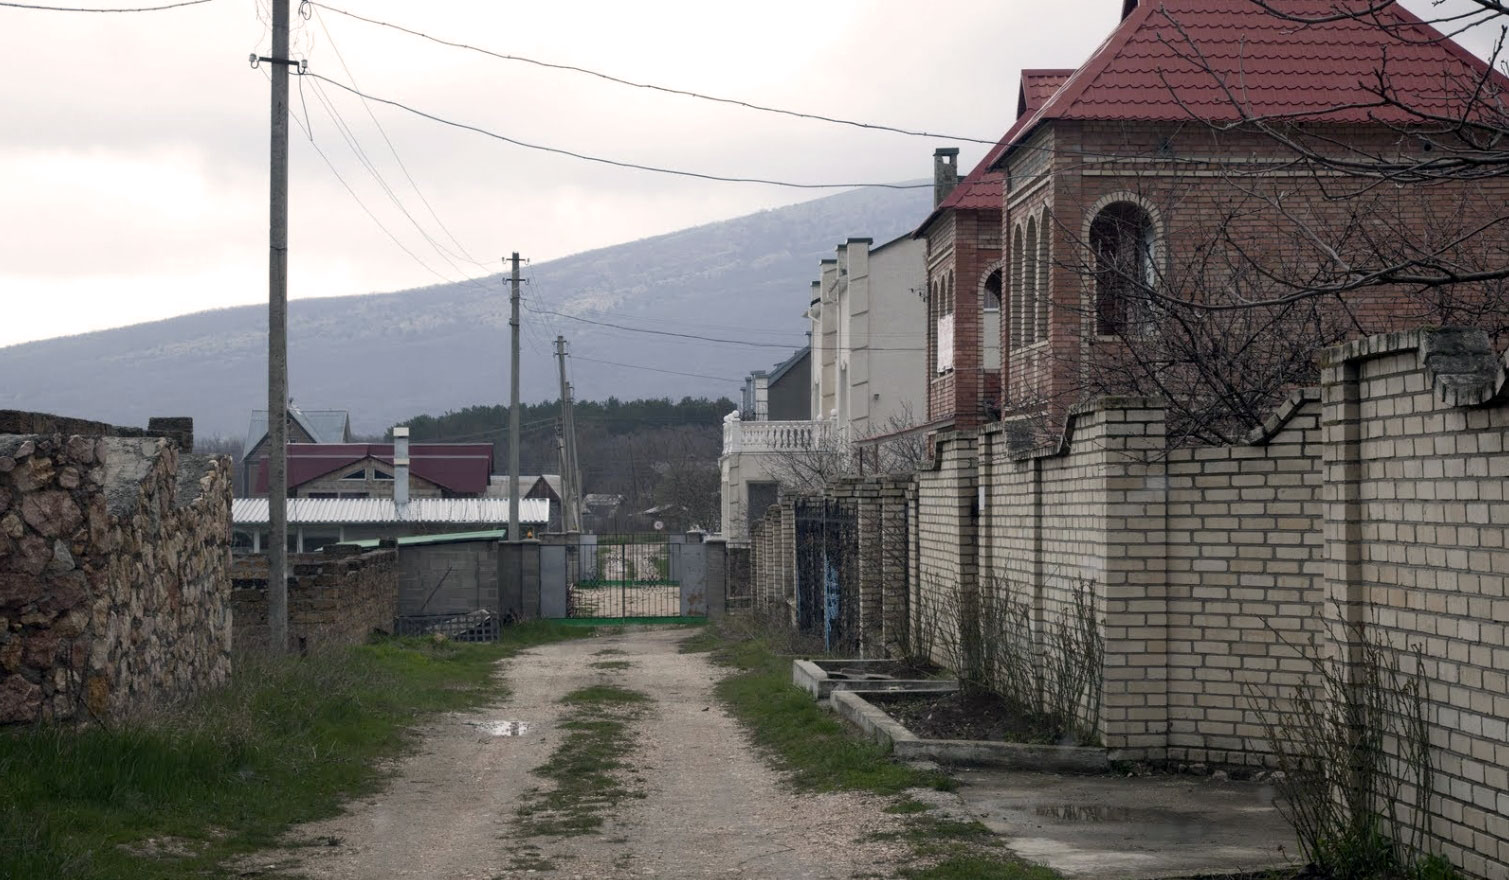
(722, 415), (832, 456)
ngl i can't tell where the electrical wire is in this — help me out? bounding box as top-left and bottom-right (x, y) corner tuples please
(307, 1), (998, 145)
(0, 0), (211, 10)
(305, 73), (931, 191)
(279, 69), (489, 291)
(526, 302), (927, 351)
(571, 355), (743, 384)
(305, 78), (487, 289)
(311, 5), (493, 273)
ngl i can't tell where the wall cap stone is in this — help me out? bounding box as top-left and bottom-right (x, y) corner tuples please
(988, 396), (1164, 462)
(1322, 327), (1506, 408)
(1244, 387), (1321, 446)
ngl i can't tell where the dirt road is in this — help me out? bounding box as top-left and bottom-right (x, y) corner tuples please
(255, 627), (906, 879)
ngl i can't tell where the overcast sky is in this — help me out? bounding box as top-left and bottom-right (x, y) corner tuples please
(0, 0), (1498, 349)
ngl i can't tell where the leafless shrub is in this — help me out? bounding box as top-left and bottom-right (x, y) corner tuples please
(1249, 625), (1447, 879)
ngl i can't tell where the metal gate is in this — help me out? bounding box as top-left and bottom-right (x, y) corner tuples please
(794, 498), (858, 653)
(565, 534), (686, 619)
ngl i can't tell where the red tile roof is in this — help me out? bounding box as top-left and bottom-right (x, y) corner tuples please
(253, 443), (495, 495)
(1016, 0), (1508, 136)
(914, 70), (1074, 235)
(1019, 69), (1077, 118)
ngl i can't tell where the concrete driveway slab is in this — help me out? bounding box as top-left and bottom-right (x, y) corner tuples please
(952, 767), (1299, 879)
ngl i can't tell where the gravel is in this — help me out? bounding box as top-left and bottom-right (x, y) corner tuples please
(251, 626), (910, 879)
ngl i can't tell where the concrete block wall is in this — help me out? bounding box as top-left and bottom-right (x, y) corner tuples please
(397, 540), (500, 617)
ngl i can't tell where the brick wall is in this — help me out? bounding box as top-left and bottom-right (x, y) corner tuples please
(230, 546), (397, 654)
(1, 425), (231, 724)
(1319, 330), (1509, 879)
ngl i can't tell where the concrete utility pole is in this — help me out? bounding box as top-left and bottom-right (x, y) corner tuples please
(554, 335), (578, 532)
(508, 253), (522, 540)
(564, 380), (581, 530)
(267, 0), (290, 653)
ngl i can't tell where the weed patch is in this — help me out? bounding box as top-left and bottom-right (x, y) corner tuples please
(515, 683), (650, 837)
(702, 616), (1061, 879)
(590, 660), (632, 670)
(0, 621), (589, 880)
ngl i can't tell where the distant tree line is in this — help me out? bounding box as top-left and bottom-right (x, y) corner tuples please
(399, 396), (734, 530)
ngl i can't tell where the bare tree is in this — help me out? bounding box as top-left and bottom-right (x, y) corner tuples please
(1149, 1), (1509, 308)
(765, 404), (931, 493)
(1019, 3), (1509, 445)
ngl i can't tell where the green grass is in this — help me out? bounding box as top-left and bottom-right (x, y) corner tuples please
(0, 621), (590, 880)
(515, 684), (649, 837)
(590, 660), (632, 670)
(701, 618), (1062, 880)
(711, 635), (951, 796)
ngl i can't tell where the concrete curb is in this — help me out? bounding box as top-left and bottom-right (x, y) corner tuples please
(832, 690), (1110, 773)
(791, 658), (959, 701)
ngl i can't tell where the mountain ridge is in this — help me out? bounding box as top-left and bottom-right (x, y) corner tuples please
(0, 183), (932, 437)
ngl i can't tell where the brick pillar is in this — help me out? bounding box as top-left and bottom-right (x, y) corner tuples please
(1094, 401), (1170, 762)
(879, 475), (913, 657)
(852, 479), (883, 656)
(779, 498), (798, 629)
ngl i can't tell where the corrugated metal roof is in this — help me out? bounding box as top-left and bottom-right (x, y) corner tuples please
(231, 497), (549, 525)
(339, 529), (510, 549)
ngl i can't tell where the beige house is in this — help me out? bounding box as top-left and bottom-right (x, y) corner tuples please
(720, 235), (926, 541)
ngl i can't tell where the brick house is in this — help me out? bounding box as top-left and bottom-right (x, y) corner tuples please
(917, 70), (1073, 430)
(934, 0), (1509, 438)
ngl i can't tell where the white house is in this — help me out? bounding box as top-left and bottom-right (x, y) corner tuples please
(719, 234), (926, 541)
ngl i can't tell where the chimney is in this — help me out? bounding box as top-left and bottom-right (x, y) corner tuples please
(393, 426), (410, 508)
(933, 147), (960, 208)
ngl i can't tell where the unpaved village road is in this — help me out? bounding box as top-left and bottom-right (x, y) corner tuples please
(252, 627), (908, 879)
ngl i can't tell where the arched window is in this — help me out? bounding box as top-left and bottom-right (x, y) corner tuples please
(1024, 217), (1039, 344)
(983, 269), (1002, 312)
(1010, 226), (1024, 347)
(1090, 202), (1157, 336)
(1035, 212), (1051, 341)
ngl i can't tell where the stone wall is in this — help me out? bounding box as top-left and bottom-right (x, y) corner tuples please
(230, 546), (397, 654)
(1, 425), (231, 724)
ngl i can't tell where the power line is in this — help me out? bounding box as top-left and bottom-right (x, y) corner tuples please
(281, 73), (482, 291)
(572, 354), (744, 383)
(523, 303), (798, 349)
(310, 5), (492, 273)
(525, 302), (928, 351)
(305, 76), (489, 289)
(305, 73), (932, 191)
(1, 0), (211, 9)
(308, 1), (997, 145)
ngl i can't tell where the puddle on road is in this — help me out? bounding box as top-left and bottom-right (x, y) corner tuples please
(1034, 804), (1134, 822)
(469, 720), (530, 737)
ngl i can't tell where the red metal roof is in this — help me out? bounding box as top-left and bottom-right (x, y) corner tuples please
(253, 443), (495, 495)
(1019, 69), (1077, 118)
(1020, 0), (1509, 132)
(915, 70), (1075, 234)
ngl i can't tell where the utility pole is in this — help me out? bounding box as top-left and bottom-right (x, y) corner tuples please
(554, 335), (578, 532)
(267, 0), (290, 653)
(508, 253), (522, 540)
(565, 380), (582, 530)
